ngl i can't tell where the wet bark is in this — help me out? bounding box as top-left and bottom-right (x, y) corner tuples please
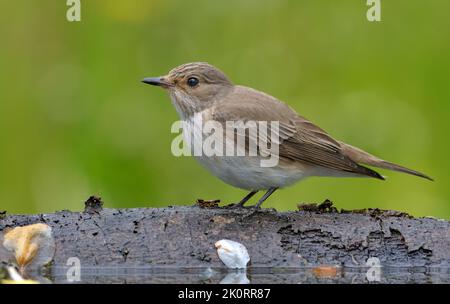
(1, 202), (450, 272)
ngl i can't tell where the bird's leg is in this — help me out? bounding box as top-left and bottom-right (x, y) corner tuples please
(231, 190), (259, 208)
(253, 188), (278, 209)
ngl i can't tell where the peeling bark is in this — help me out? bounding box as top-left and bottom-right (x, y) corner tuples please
(1, 203), (449, 273)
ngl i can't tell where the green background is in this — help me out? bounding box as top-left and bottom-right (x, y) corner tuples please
(0, 1), (448, 217)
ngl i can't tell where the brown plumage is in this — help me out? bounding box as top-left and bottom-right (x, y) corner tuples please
(143, 62), (432, 208)
(213, 85), (431, 181)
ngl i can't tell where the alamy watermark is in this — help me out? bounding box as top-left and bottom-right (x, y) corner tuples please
(366, 0), (381, 22)
(66, 0), (81, 22)
(365, 257), (382, 282)
(64, 1), (381, 23)
(66, 257), (81, 282)
(170, 118), (281, 168)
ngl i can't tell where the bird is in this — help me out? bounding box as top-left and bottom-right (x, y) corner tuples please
(142, 62), (432, 208)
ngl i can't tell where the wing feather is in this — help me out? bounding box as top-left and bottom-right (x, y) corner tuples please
(212, 86), (384, 179)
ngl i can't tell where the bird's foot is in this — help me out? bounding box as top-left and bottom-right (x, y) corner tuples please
(237, 206), (263, 219)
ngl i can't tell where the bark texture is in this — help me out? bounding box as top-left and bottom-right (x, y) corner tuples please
(1, 202), (450, 271)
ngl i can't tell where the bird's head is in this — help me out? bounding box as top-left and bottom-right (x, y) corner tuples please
(142, 62), (233, 118)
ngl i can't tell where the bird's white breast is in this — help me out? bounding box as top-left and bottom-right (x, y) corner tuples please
(181, 110), (308, 190)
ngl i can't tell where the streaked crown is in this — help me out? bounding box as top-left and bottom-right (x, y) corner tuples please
(168, 62), (231, 86)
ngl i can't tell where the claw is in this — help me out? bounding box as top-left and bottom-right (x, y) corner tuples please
(229, 202), (246, 209)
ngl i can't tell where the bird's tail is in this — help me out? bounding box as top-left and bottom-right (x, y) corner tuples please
(339, 142), (433, 181)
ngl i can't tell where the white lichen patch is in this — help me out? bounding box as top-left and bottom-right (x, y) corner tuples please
(1, 223), (55, 272)
(215, 239), (250, 269)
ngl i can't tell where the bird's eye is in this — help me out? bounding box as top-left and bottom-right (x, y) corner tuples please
(187, 77), (199, 87)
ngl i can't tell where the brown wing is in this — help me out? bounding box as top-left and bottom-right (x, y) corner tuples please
(213, 86), (384, 179)
(282, 116), (383, 178)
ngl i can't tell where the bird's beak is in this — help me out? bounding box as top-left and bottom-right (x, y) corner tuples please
(141, 76), (172, 88)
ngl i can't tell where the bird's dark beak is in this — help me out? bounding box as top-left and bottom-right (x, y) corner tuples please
(141, 77), (172, 88)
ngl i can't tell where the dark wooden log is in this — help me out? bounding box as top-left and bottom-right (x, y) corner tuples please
(1, 199), (450, 283)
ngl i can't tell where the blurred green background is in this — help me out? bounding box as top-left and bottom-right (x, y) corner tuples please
(0, 1), (448, 217)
